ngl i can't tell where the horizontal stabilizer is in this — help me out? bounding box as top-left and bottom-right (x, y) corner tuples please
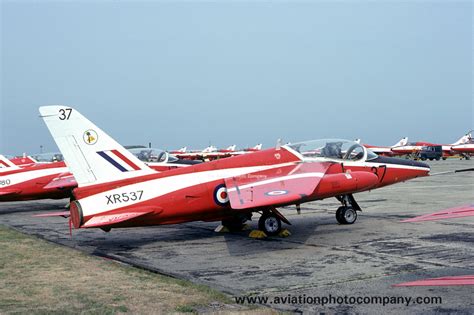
(34, 211), (70, 218)
(0, 155), (20, 171)
(225, 162), (331, 210)
(0, 190), (21, 196)
(44, 174), (77, 190)
(82, 209), (155, 228)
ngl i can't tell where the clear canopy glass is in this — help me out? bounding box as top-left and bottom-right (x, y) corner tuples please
(128, 148), (178, 163)
(31, 152), (64, 162)
(285, 139), (377, 161)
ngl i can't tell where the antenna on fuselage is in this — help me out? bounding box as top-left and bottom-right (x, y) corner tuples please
(276, 138), (283, 150)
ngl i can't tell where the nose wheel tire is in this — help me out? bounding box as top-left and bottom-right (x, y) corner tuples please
(336, 206), (357, 225)
(258, 212), (282, 236)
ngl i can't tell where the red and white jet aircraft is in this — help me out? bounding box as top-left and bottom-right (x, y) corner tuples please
(360, 137), (408, 156)
(390, 133), (472, 157)
(40, 106), (432, 236)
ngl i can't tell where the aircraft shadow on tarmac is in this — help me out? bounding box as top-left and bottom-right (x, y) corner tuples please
(72, 215), (335, 258)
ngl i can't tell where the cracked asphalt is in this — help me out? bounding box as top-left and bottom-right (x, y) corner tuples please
(1, 159), (473, 314)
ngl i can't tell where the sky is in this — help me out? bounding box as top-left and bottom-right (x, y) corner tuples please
(1, 1), (472, 155)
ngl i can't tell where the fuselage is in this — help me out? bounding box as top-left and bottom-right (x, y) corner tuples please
(451, 143), (474, 154)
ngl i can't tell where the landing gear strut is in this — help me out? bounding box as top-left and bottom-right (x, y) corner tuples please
(335, 194), (360, 225)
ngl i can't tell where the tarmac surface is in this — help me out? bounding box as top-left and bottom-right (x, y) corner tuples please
(0, 159), (473, 314)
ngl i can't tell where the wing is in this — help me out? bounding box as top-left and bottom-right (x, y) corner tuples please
(43, 173), (77, 190)
(225, 162), (332, 210)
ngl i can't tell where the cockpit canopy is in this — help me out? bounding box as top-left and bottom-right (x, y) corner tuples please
(128, 148), (178, 163)
(285, 139), (378, 161)
(31, 152), (64, 162)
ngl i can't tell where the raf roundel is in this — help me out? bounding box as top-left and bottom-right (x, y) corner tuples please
(83, 129), (98, 145)
(265, 190), (289, 196)
(213, 184), (229, 206)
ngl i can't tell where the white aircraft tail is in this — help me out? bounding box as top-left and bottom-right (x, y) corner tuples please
(451, 132), (472, 145)
(226, 145), (236, 151)
(202, 145), (217, 153)
(178, 146), (187, 153)
(39, 106), (156, 187)
(253, 144), (262, 150)
(392, 137), (408, 147)
(0, 155), (20, 171)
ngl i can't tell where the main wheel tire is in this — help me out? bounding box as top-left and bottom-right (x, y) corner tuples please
(335, 206), (345, 224)
(336, 206), (357, 225)
(258, 213), (282, 236)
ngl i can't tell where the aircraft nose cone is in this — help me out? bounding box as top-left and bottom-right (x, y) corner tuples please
(407, 159), (430, 170)
(372, 156), (430, 173)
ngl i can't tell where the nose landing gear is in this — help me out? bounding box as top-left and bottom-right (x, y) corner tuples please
(335, 194), (361, 225)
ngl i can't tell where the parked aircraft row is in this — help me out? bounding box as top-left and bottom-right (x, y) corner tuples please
(359, 132), (473, 159)
(169, 144), (262, 160)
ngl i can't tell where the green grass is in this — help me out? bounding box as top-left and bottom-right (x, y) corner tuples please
(0, 225), (273, 314)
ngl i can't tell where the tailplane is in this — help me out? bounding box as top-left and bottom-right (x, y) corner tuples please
(39, 106), (156, 187)
(392, 137), (408, 147)
(253, 144), (263, 150)
(0, 155), (20, 171)
(451, 132), (472, 145)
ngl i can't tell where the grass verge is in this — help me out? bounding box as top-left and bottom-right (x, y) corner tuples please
(0, 225), (274, 314)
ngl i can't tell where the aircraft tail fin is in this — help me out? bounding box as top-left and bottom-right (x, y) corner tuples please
(178, 146), (187, 153)
(451, 132), (472, 145)
(39, 106), (156, 187)
(253, 144), (262, 150)
(0, 155), (20, 170)
(226, 144), (236, 151)
(392, 137), (408, 147)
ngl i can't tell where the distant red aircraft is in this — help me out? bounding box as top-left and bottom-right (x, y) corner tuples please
(40, 106), (434, 237)
(360, 137), (408, 156)
(391, 133), (471, 158)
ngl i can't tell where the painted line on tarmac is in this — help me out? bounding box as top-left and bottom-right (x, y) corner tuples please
(394, 183), (474, 190)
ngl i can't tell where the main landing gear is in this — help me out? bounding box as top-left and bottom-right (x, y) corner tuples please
(217, 208), (292, 239)
(256, 208), (291, 237)
(335, 194), (361, 225)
